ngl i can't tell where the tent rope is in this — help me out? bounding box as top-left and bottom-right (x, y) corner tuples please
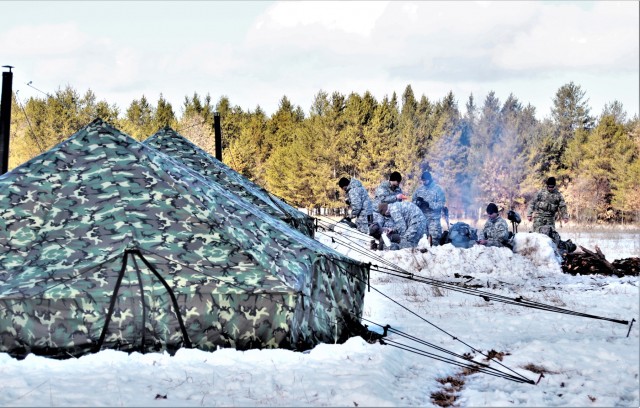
(314, 217), (629, 325)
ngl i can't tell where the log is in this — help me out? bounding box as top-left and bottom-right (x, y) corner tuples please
(562, 245), (639, 277)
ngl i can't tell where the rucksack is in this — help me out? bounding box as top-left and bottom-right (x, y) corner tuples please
(444, 222), (478, 248)
(538, 225), (576, 255)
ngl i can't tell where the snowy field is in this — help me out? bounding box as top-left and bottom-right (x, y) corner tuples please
(0, 224), (638, 407)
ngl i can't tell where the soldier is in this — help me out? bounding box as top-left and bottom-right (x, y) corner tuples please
(338, 176), (373, 235)
(412, 171), (446, 244)
(377, 201), (427, 249)
(369, 211), (399, 250)
(526, 177), (569, 232)
(372, 171), (407, 208)
(477, 203), (511, 247)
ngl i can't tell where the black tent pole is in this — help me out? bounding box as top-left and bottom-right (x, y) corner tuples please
(0, 65), (14, 175)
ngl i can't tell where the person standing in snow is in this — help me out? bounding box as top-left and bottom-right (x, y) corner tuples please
(526, 177), (569, 232)
(338, 176), (373, 234)
(412, 171), (446, 245)
(477, 203), (511, 247)
(372, 171), (407, 208)
(377, 201), (427, 249)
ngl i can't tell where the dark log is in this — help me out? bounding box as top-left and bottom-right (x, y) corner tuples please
(562, 245), (639, 277)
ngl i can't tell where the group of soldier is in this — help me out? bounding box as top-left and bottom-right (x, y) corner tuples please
(338, 172), (569, 251)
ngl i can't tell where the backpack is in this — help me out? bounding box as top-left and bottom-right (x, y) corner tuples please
(538, 225), (576, 255)
(444, 222), (478, 248)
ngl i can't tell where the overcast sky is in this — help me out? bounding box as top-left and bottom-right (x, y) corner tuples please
(1, 1), (638, 121)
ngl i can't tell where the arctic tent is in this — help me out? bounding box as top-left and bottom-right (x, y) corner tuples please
(144, 128), (315, 237)
(0, 119), (368, 359)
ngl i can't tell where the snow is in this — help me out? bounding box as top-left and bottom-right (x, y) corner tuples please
(0, 224), (638, 407)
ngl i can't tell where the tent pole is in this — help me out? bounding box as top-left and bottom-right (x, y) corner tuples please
(0, 65), (13, 175)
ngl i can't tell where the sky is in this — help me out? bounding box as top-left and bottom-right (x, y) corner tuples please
(1, 1), (639, 121)
(0, 227), (638, 407)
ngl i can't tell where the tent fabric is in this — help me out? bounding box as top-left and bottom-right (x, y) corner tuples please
(0, 118), (368, 358)
(144, 128), (315, 237)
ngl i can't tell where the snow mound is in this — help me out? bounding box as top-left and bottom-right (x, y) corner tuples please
(317, 229), (564, 286)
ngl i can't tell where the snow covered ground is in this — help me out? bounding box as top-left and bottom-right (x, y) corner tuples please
(0, 224), (638, 407)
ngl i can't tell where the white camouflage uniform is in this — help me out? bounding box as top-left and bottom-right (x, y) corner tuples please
(385, 201), (427, 249)
(373, 181), (404, 208)
(345, 177), (373, 234)
(412, 180), (446, 243)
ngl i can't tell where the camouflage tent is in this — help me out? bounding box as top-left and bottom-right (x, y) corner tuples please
(0, 119), (368, 359)
(144, 128), (315, 237)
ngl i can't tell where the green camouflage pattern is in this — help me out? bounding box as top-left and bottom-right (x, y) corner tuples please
(480, 215), (510, 247)
(0, 119), (367, 359)
(527, 186), (568, 231)
(143, 128), (315, 238)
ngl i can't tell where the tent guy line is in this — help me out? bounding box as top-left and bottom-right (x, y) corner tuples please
(315, 218), (630, 326)
(125, 247), (533, 383)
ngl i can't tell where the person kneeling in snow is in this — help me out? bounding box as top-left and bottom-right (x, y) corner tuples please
(369, 211), (401, 250)
(477, 203), (511, 248)
(377, 201), (427, 249)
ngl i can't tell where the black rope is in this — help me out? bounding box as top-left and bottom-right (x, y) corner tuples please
(333, 260), (533, 383)
(139, 247), (533, 383)
(384, 326), (532, 383)
(383, 339), (533, 384)
(95, 250), (130, 353)
(14, 91), (47, 153)
(132, 249), (192, 349)
(316, 217), (629, 325)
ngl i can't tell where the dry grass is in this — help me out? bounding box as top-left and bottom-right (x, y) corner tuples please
(521, 363), (558, 375)
(431, 285), (446, 297)
(541, 291), (567, 307)
(484, 349), (510, 362)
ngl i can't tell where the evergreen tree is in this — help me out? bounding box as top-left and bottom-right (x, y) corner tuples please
(358, 95), (398, 191)
(549, 81), (594, 168)
(335, 91), (377, 178)
(153, 94), (176, 130)
(215, 96), (245, 157)
(563, 113), (634, 222)
(394, 85), (421, 191)
(121, 95), (155, 140)
(225, 107), (267, 181)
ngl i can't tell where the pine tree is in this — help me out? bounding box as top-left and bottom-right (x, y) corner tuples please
(121, 95), (155, 140)
(153, 94), (176, 130)
(395, 85), (421, 190)
(549, 82), (594, 168)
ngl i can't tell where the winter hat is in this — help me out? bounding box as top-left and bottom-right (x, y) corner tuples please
(486, 203), (499, 215)
(546, 177), (556, 186)
(338, 177), (350, 188)
(420, 171), (432, 182)
(369, 223), (382, 238)
(378, 202), (389, 215)
(389, 171), (402, 183)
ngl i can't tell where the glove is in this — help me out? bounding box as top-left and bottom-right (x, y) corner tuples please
(415, 197), (430, 211)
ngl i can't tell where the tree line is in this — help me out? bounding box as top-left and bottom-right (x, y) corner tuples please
(7, 82), (640, 224)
